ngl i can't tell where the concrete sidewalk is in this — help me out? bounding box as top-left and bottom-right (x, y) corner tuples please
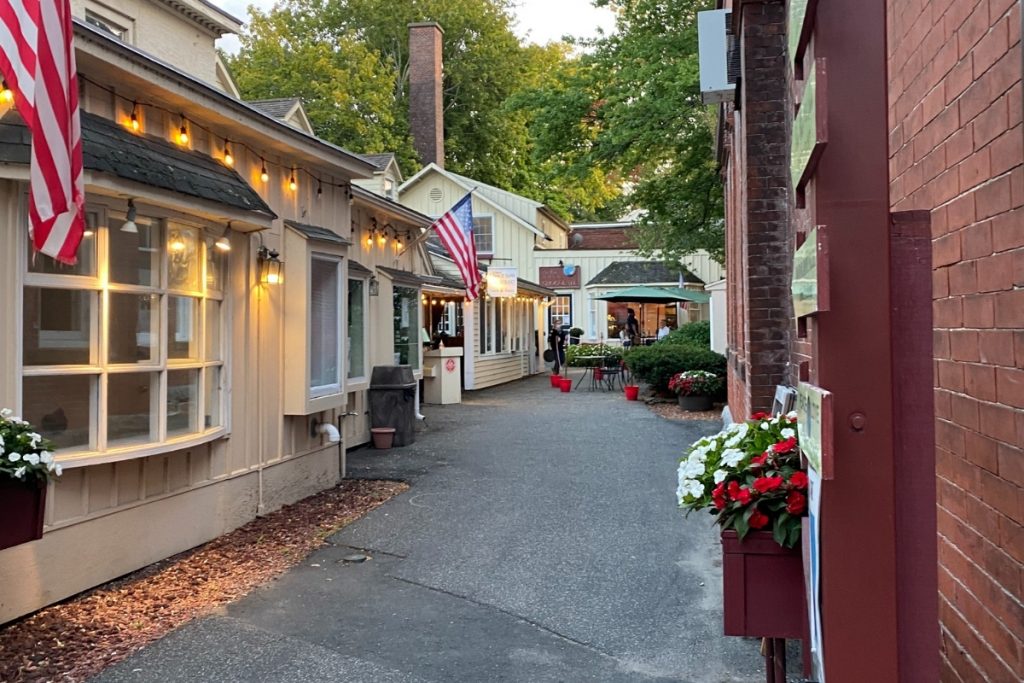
(95, 375), (766, 682)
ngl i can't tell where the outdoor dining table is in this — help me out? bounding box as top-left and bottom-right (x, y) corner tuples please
(574, 355), (611, 390)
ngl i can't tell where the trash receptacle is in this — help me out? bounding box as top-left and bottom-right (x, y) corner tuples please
(368, 366), (417, 447)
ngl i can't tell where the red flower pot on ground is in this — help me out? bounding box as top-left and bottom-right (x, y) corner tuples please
(624, 385), (639, 401)
(559, 377), (572, 392)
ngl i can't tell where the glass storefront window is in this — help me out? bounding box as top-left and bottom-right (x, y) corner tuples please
(22, 374), (94, 451)
(348, 278), (366, 379)
(310, 255), (342, 394)
(108, 292), (158, 364)
(107, 372), (157, 445)
(23, 287), (93, 366)
(393, 286), (420, 370)
(166, 369), (199, 436)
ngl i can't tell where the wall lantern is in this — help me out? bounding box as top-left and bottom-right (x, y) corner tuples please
(368, 275), (379, 296)
(257, 245), (283, 285)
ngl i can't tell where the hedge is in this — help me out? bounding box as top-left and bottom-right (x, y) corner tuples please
(658, 321), (711, 348)
(624, 344), (726, 392)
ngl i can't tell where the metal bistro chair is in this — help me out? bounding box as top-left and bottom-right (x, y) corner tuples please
(600, 356), (624, 391)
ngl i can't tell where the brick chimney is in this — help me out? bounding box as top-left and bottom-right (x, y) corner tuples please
(408, 22), (445, 168)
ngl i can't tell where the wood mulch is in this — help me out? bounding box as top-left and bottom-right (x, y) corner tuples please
(0, 479), (408, 683)
(645, 399), (723, 422)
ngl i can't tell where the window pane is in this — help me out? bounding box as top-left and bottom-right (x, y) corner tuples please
(28, 216), (96, 277)
(204, 299), (222, 361)
(347, 278), (365, 379)
(393, 286), (420, 370)
(473, 216), (493, 253)
(167, 369), (199, 436)
(204, 367), (221, 429)
(23, 374), (94, 451)
(205, 242), (226, 292)
(23, 287), (93, 365)
(108, 292), (158, 364)
(168, 296), (199, 360)
(107, 372), (156, 445)
(109, 217), (160, 286)
(310, 257), (340, 391)
(167, 226), (200, 291)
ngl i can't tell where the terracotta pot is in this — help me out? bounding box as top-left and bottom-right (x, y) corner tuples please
(721, 530), (808, 639)
(624, 385), (640, 401)
(550, 374), (562, 387)
(559, 377), (572, 392)
(370, 427), (396, 450)
(0, 476), (46, 551)
(678, 394), (713, 411)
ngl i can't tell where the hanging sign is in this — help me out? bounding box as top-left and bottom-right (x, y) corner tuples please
(791, 59), (828, 191)
(788, 0), (813, 63)
(792, 226), (830, 318)
(796, 382), (834, 479)
(486, 267), (518, 297)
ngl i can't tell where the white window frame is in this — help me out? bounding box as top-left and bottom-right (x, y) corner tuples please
(346, 274), (370, 387)
(84, 7), (132, 43)
(308, 253), (344, 399)
(18, 200), (230, 468)
(392, 284), (422, 371)
(473, 215), (494, 255)
(549, 294), (572, 328)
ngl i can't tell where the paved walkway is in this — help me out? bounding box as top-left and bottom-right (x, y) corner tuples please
(95, 375), (766, 682)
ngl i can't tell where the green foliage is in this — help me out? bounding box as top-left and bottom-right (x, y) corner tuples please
(565, 343), (623, 367)
(624, 344), (725, 391)
(659, 321), (711, 348)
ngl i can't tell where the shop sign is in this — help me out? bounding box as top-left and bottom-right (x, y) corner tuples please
(788, 0), (812, 63)
(538, 265), (581, 289)
(445, 358), (457, 373)
(486, 267), (518, 297)
(791, 59), (827, 191)
(791, 226), (829, 318)
(796, 382), (833, 479)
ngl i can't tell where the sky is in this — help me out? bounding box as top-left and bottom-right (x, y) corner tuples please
(212, 0), (617, 54)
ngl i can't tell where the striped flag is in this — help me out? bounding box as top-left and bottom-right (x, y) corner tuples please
(431, 193), (482, 300)
(0, 0), (85, 264)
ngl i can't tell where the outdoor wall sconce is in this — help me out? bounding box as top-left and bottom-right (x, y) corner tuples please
(214, 223), (231, 252)
(257, 245), (283, 285)
(121, 199), (138, 233)
(368, 275), (379, 296)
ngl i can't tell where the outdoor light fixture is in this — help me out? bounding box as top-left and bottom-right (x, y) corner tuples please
(223, 141), (234, 167)
(130, 102), (140, 131)
(257, 245), (283, 285)
(368, 275), (379, 296)
(316, 181), (323, 198)
(0, 81), (12, 104)
(365, 231), (374, 248)
(121, 199), (138, 233)
(168, 229), (187, 253)
(177, 115), (189, 145)
(260, 159), (269, 183)
(83, 214), (96, 238)
(289, 169), (297, 192)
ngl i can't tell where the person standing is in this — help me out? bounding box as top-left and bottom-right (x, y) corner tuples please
(625, 308), (640, 347)
(548, 317), (568, 374)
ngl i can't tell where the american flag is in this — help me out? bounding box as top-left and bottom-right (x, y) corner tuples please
(431, 193), (482, 300)
(0, 0), (85, 264)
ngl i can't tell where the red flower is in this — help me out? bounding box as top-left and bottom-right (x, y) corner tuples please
(751, 412), (770, 421)
(735, 487), (752, 505)
(774, 437), (798, 454)
(751, 452), (770, 467)
(727, 481), (741, 499)
(712, 482), (727, 510)
(786, 491), (807, 515)
(789, 471), (809, 489)
(753, 476), (784, 493)
(749, 510), (770, 529)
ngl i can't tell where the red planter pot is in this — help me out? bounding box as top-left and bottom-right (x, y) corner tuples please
(559, 377), (572, 392)
(624, 385), (639, 401)
(550, 374), (562, 388)
(0, 476), (46, 551)
(721, 529), (807, 639)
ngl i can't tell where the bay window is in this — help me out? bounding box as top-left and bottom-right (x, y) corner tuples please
(21, 205), (227, 460)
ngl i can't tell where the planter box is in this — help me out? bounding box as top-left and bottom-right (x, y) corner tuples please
(721, 530), (807, 639)
(0, 476), (46, 551)
(678, 395), (713, 411)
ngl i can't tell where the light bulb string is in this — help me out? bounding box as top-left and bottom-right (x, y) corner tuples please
(76, 73), (357, 196)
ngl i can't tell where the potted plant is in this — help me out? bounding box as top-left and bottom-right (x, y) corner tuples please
(668, 370), (722, 411)
(568, 327), (584, 345)
(1, 408), (63, 551)
(676, 412), (808, 640)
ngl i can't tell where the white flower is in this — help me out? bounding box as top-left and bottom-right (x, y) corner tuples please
(54, 463), (62, 476)
(13, 466), (26, 479)
(714, 469), (728, 484)
(781, 428), (795, 439)
(24, 452), (40, 466)
(786, 410), (798, 420)
(8, 452), (21, 462)
(721, 448), (745, 468)
(677, 478), (705, 503)
(27, 432), (41, 448)
(0, 408), (11, 417)
(688, 449), (708, 464)
(680, 459), (705, 479)
(40, 451), (53, 464)
(760, 421), (770, 430)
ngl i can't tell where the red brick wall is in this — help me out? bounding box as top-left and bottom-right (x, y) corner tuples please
(408, 22), (445, 168)
(723, 0), (792, 421)
(888, 0), (1022, 680)
(567, 227), (635, 249)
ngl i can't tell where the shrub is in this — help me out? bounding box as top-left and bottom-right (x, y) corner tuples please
(566, 343), (623, 367)
(625, 344), (726, 392)
(659, 321), (711, 348)
(569, 327), (584, 338)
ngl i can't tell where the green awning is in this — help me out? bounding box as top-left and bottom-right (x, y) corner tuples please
(595, 285), (710, 304)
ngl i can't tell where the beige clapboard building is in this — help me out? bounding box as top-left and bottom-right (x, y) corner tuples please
(0, 0), (439, 622)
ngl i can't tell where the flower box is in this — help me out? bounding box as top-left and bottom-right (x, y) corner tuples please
(721, 529), (807, 639)
(678, 394), (712, 411)
(0, 476), (46, 551)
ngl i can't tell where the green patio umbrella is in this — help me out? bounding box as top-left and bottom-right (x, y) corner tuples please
(595, 286), (711, 339)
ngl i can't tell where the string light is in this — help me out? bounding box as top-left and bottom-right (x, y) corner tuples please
(177, 115), (189, 145)
(288, 169), (297, 192)
(365, 231), (374, 248)
(223, 140), (234, 167)
(0, 80), (13, 104)
(378, 229), (388, 247)
(260, 159), (269, 183)
(316, 180), (323, 198)
(130, 102), (139, 131)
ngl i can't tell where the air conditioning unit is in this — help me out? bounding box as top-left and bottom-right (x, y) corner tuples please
(698, 9), (736, 104)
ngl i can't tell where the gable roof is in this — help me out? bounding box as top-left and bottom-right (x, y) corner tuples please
(399, 163), (549, 239)
(361, 153), (397, 170)
(586, 261), (704, 287)
(247, 98), (314, 134)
